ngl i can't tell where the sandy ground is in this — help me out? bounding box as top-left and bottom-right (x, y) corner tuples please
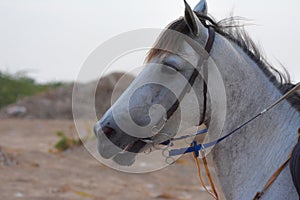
(0, 119), (220, 200)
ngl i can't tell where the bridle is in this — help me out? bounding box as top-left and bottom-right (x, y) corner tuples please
(141, 22), (220, 199)
(165, 26), (215, 122)
(141, 24), (216, 146)
(141, 21), (300, 155)
(140, 18), (300, 200)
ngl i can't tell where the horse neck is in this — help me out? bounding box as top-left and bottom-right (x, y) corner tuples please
(208, 34), (300, 200)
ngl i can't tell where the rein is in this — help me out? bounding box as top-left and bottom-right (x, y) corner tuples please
(167, 83), (300, 200)
(167, 82), (300, 157)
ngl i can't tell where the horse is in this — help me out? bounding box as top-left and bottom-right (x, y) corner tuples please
(93, 0), (300, 199)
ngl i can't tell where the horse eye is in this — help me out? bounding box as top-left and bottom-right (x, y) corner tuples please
(161, 64), (178, 75)
(161, 61), (180, 74)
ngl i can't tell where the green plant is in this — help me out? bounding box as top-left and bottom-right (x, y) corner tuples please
(54, 131), (82, 151)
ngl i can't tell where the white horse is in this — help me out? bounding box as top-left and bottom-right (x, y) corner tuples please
(94, 1), (300, 199)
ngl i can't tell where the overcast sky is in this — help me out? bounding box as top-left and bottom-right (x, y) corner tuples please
(0, 0), (299, 83)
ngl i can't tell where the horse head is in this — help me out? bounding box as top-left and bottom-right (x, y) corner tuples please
(93, 0), (212, 166)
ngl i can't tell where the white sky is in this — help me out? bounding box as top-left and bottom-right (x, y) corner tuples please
(0, 0), (299, 83)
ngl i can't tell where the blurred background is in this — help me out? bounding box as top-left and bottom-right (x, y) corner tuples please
(0, 0), (299, 83)
(0, 1), (299, 200)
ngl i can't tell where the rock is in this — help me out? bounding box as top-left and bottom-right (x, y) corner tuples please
(0, 147), (16, 166)
(6, 106), (27, 116)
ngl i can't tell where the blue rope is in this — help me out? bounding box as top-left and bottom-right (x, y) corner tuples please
(168, 82), (300, 157)
(196, 128), (208, 135)
(169, 113), (262, 156)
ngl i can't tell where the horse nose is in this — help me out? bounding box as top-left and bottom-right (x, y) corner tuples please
(93, 122), (101, 137)
(93, 121), (115, 137)
(101, 126), (115, 135)
(93, 119), (123, 159)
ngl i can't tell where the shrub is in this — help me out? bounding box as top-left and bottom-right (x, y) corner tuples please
(54, 131), (82, 151)
(0, 71), (62, 108)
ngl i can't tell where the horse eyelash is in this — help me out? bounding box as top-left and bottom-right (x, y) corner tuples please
(162, 61), (180, 72)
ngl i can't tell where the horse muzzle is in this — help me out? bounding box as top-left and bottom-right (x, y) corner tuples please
(94, 113), (150, 166)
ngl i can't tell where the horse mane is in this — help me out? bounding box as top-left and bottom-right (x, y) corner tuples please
(146, 13), (300, 112)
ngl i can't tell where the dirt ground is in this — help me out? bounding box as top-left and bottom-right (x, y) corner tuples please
(0, 119), (219, 200)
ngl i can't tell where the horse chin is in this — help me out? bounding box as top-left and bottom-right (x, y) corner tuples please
(97, 131), (147, 166)
(97, 130), (123, 159)
(112, 139), (149, 166)
(112, 152), (136, 166)
(97, 138), (137, 166)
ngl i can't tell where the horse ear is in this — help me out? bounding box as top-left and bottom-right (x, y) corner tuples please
(194, 0), (208, 14)
(184, 0), (202, 36)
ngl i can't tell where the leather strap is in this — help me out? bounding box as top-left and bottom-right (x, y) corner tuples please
(253, 128), (300, 200)
(253, 156), (291, 200)
(199, 26), (215, 125)
(205, 26), (216, 53)
(201, 153), (219, 200)
(192, 146), (219, 200)
(164, 24), (218, 199)
(165, 26), (215, 122)
(253, 128), (300, 199)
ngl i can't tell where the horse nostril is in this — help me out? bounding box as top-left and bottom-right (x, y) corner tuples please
(102, 126), (115, 135)
(101, 126), (117, 144)
(94, 121), (115, 137)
